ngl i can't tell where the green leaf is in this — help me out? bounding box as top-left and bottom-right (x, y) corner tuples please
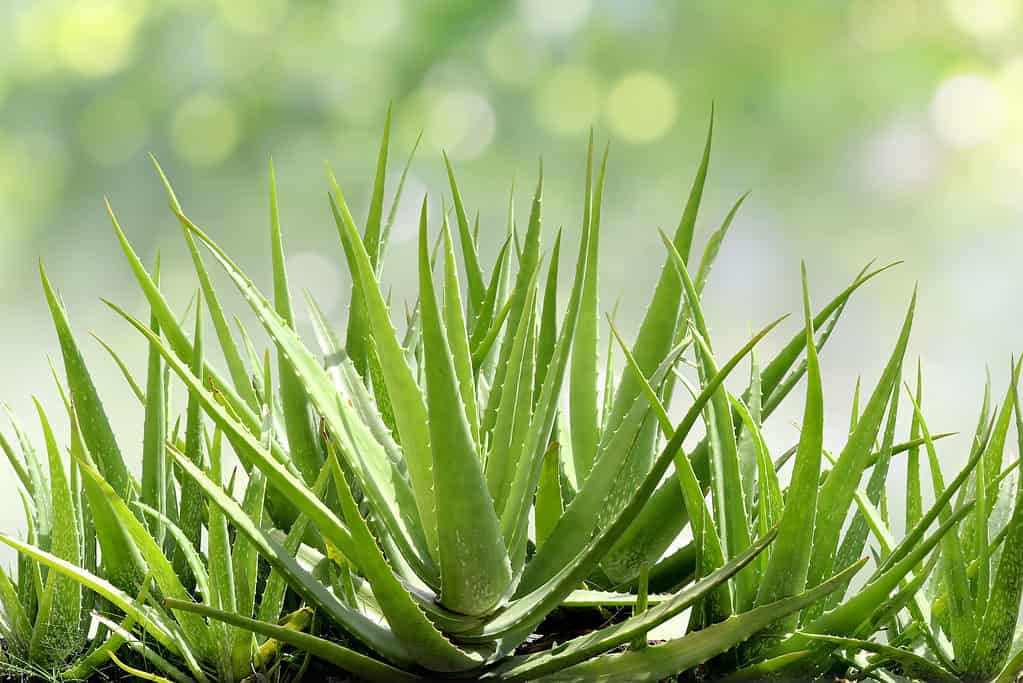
(532, 559), (861, 683)
(40, 262), (130, 500)
(441, 214), (480, 445)
(150, 158), (259, 412)
(663, 231), (753, 610)
(416, 200), (512, 615)
(802, 288), (915, 621)
(535, 441), (564, 551)
(961, 381), (1023, 680)
(492, 531), (778, 681)
(178, 219), (434, 581)
(28, 400), (82, 664)
(569, 137), (606, 480)
(755, 263), (823, 631)
(164, 598), (422, 683)
(269, 158), (323, 485)
(329, 175), (439, 558)
(141, 257), (167, 543)
(443, 152), (487, 315)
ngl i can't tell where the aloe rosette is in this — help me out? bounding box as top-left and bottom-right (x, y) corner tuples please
(1, 112), (1021, 681)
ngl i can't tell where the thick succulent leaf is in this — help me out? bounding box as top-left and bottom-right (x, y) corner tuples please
(175, 297), (206, 588)
(441, 215), (480, 445)
(906, 361), (924, 535)
(165, 598), (421, 683)
(329, 179), (439, 558)
(327, 450), (486, 671)
(529, 560), (860, 683)
(755, 264), (823, 630)
(444, 152), (487, 314)
(40, 263), (130, 499)
(486, 282), (538, 515)
(518, 337), (686, 596)
(961, 388), (1023, 680)
(492, 532), (777, 681)
(536, 230), (562, 400)
(467, 317), (784, 643)
(150, 158), (259, 412)
(166, 444), (425, 669)
(802, 289), (915, 620)
(140, 259), (167, 543)
(664, 232), (753, 609)
(181, 221), (434, 579)
(481, 166), (544, 442)
(903, 385), (977, 657)
(269, 159), (323, 484)
(799, 634), (959, 683)
(778, 501), (975, 660)
(28, 401), (82, 664)
(0, 534), (178, 653)
(73, 453), (216, 661)
(534, 441), (564, 551)
(569, 138), (604, 480)
(416, 202), (512, 615)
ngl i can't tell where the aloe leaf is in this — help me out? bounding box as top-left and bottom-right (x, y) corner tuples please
(536, 230), (562, 398)
(269, 158), (322, 485)
(91, 333), (146, 404)
(802, 289), (915, 621)
(326, 449), (485, 671)
(493, 532), (776, 681)
(345, 110), (391, 379)
(903, 384), (977, 658)
(906, 360), (924, 535)
(28, 401), (82, 664)
(828, 380), (902, 610)
(799, 634), (959, 683)
(164, 598), (421, 682)
(149, 159), (259, 412)
(0, 535), (178, 654)
(481, 164), (543, 442)
(441, 214), (480, 445)
(782, 501), (975, 660)
(470, 317), (784, 643)
(378, 129), (422, 270)
(179, 220), (433, 581)
(328, 176), (439, 558)
(569, 137), (604, 480)
(486, 280), (538, 514)
(600, 114), (712, 471)
(40, 263), (130, 500)
(755, 263), (823, 632)
(534, 441), (564, 551)
(961, 384), (1023, 680)
(134, 504), (210, 605)
(165, 442), (420, 670)
(416, 200), (512, 615)
(444, 152), (487, 314)
(73, 451), (216, 661)
(206, 427), (237, 665)
(530, 560), (860, 683)
(663, 231), (753, 609)
(141, 258), (167, 543)
(174, 297), (206, 590)
(516, 333), (689, 598)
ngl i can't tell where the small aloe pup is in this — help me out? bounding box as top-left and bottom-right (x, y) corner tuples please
(0, 110), (1005, 681)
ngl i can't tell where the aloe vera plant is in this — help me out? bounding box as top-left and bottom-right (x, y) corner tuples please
(1, 112), (1021, 682)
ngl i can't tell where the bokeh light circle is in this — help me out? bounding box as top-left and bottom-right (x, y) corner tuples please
(426, 90), (497, 161)
(931, 72), (1005, 148)
(172, 93), (242, 166)
(534, 65), (602, 135)
(605, 71), (678, 144)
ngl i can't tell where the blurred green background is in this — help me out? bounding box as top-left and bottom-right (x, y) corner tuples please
(2, 0), (1022, 532)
